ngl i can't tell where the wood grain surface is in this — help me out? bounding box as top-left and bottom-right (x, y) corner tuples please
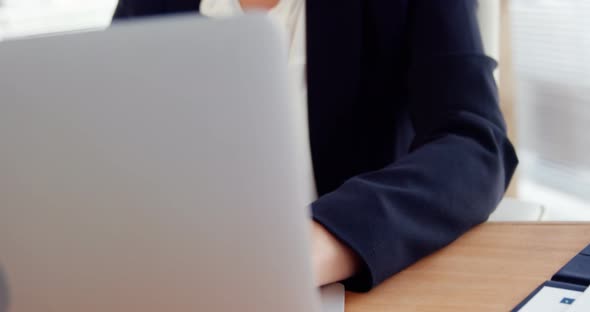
(346, 223), (590, 311)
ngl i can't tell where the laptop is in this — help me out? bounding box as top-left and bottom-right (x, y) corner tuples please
(0, 14), (342, 312)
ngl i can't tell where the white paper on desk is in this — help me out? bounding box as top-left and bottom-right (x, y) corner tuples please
(320, 283), (345, 312)
(518, 286), (582, 312)
(564, 284), (590, 312)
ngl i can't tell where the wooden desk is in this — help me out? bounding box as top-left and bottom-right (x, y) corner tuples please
(346, 223), (590, 311)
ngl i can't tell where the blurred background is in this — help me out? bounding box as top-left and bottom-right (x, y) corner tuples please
(0, 0), (116, 39)
(1, 0), (589, 220)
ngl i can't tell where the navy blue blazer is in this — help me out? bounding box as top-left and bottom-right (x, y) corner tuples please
(113, 0), (518, 292)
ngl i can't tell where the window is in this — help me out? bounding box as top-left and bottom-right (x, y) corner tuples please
(511, 0), (590, 219)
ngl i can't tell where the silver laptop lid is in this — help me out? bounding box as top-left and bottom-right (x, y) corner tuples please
(0, 14), (320, 312)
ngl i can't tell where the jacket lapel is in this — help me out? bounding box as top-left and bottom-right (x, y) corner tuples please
(165, 0), (200, 13)
(306, 0), (363, 193)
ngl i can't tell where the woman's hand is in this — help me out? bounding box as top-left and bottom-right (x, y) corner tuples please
(311, 221), (361, 286)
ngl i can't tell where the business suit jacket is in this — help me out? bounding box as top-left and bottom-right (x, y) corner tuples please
(113, 0), (518, 292)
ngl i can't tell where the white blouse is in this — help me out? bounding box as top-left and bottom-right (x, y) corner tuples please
(200, 0), (317, 202)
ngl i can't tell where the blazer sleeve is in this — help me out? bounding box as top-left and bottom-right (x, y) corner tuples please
(311, 0), (518, 292)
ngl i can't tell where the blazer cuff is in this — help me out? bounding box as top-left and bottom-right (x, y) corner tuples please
(311, 194), (378, 292)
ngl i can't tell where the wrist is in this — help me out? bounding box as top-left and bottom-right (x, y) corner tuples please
(312, 221), (360, 286)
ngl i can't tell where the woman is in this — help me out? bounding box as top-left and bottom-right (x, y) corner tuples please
(113, 0), (518, 292)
